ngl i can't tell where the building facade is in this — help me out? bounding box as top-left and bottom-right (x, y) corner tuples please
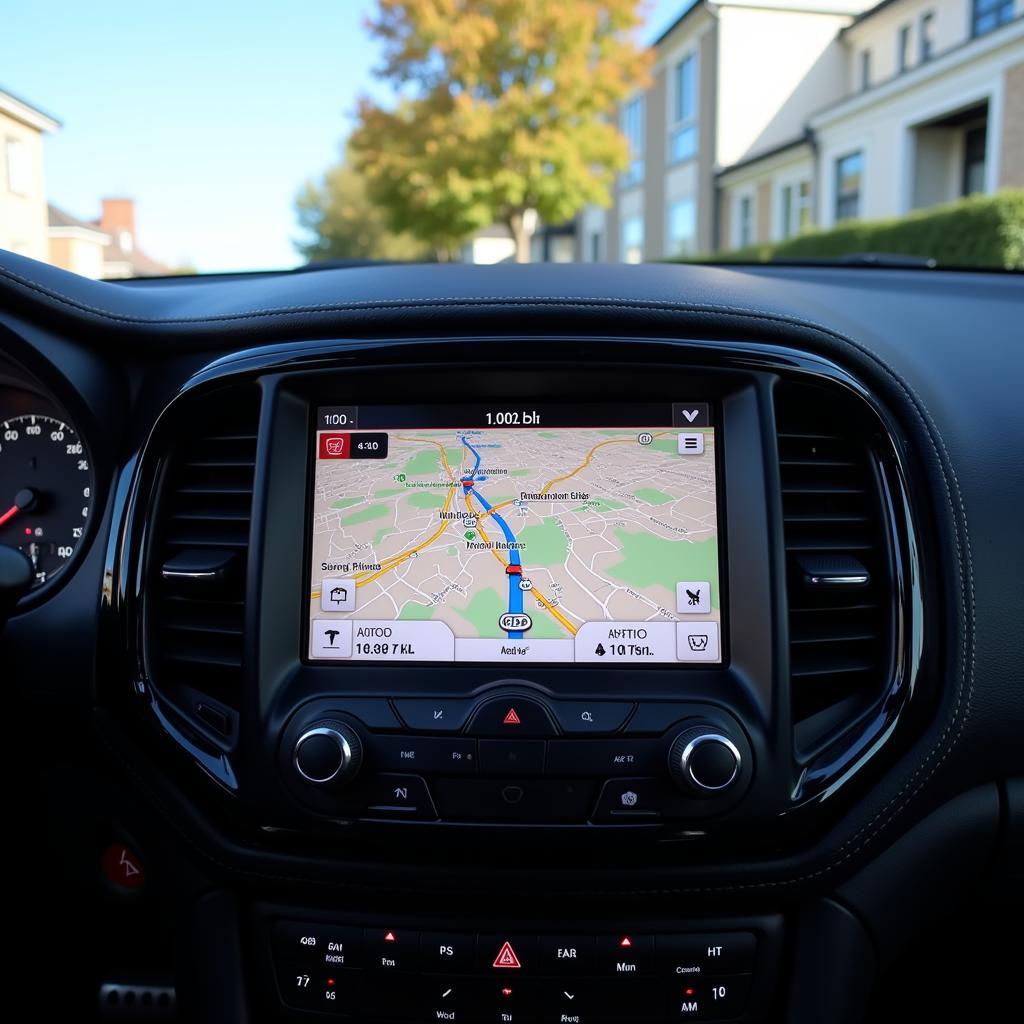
(581, 0), (1024, 259)
(0, 87), (60, 262)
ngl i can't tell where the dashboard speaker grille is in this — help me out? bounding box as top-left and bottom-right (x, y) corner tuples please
(775, 381), (896, 752)
(146, 385), (260, 730)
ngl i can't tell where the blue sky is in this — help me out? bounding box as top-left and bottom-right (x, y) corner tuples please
(3, 0), (689, 272)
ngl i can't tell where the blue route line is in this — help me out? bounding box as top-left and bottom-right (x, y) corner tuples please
(461, 436), (524, 639)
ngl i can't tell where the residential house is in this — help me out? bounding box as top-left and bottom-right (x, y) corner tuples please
(1, 86), (60, 261)
(95, 197), (172, 278)
(47, 204), (109, 279)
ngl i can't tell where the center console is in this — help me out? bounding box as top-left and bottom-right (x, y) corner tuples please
(116, 336), (923, 1021)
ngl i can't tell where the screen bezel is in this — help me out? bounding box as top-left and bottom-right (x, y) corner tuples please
(302, 400), (727, 670)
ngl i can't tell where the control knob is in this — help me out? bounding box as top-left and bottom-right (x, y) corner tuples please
(668, 724), (742, 796)
(293, 720), (363, 787)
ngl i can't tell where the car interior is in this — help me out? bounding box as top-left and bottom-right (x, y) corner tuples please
(1, 250), (1021, 1022)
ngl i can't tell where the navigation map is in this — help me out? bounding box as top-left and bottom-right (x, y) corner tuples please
(308, 422), (721, 664)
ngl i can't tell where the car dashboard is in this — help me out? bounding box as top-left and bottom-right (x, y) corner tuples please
(1, 252), (1021, 1023)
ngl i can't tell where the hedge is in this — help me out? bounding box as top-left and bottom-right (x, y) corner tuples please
(675, 190), (1024, 269)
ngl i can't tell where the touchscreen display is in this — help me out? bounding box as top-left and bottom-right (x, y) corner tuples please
(308, 403), (721, 665)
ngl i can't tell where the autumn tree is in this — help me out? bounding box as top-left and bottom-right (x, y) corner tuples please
(295, 145), (432, 262)
(350, 0), (651, 262)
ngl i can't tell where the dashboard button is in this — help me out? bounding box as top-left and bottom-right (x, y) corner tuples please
(419, 931), (477, 972)
(623, 704), (698, 736)
(542, 980), (596, 1021)
(479, 739), (546, 775)
(368, 734), (477, 774)
(478, 978), (539, 1021)
(546, 740), (660, 777)
(362, 773), (437, 820)
(432, 778), (595, 823)
(393, 697), (475, 733)
(657, 933), (756, 976)
(536, 934), (595, 975)
(548, 701), (634, 735)
(592, 778), (663, 821)
(363, 927), (419, 972)
(276, 962), (358, 1015)
(596, 934), (655, 977)
(273, 921), (363, 969)
(478, 934), (536, 973)
(419, 976), (481, 1021)
(467, 696), (558, 737)
(667, 975), (752, 1020)
(328, 699), (402, 731)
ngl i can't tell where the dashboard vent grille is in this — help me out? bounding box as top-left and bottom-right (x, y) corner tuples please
(146, 385), (260, 730)
(775, 381), (895, 750)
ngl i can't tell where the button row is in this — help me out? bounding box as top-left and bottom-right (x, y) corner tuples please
(277, 967), (752, 1021)
(274, 922), (756, 977)
(367, 734), (663, 778)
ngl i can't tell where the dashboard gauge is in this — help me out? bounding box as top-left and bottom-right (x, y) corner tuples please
(0, 410), (94, 590)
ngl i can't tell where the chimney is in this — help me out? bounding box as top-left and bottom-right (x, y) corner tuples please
(100, 198), (136, 253)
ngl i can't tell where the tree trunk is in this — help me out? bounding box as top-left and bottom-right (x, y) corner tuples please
(507, 211), (532, 264)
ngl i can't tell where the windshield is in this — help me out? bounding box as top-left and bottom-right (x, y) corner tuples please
(3, 0), (1022, 277)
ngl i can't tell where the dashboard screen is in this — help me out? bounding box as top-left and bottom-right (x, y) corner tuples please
(307, 403), (721, 665)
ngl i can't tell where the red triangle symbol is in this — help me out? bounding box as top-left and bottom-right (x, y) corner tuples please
(492, 940), (522, 969)
(619, 936), (632, 948)
(384, 931), (396, 942)
(503, 707), (521, 726)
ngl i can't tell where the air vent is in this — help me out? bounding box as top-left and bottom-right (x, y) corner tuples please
(775, 381), (896, 754)
(146, 385), (260, 736)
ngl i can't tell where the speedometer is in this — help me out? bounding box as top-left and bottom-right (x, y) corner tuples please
(0, 412), (94, 589)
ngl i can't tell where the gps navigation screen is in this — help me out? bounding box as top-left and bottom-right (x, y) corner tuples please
(308, 403), (722, 665)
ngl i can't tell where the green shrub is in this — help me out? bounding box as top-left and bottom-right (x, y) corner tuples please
(676, 190), (1024, 269)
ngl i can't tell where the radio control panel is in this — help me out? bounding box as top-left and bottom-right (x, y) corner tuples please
(278, 688), (753, 828)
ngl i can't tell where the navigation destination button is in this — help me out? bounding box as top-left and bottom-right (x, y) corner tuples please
(574, 622), (677, 663)
(311, 619), (353, 658)
(350, 620), (455, 661)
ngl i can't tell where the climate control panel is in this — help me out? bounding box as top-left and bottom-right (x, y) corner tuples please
(278, 689), (752, 827)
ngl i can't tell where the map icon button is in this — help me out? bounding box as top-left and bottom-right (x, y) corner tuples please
(321, 577), (356, 612)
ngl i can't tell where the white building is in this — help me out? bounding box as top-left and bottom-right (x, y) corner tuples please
(583, 0), (1024, 257)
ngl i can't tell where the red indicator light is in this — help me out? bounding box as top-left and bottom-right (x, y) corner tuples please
(328, 979), (335, 986)
(503, 707), (522, 726)
(501, 987), (513, 998)
(384, 931), (396, 942)
(685, 988), (695, 996)
(24, 527), (31, 535)
(619, 936), (632, 948)
(493, 941), (522, 969)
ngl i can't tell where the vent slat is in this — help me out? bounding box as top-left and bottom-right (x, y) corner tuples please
(147, 386), (259, 721)
(776, 381), (893, 746)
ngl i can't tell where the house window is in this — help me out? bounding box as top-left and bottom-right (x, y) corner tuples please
(737, 195), (754, 247)
(860, 50), (871, 91)
(667, 198), (697, 257)
(621, 215), (644, 263)
(963, 123), (988, 195)
(898, 25), (912, 72)
(972, 0), (1014, 37)
(589, 230), (602, 262)
(5, 137), (32, 196)
(621, 96), (645, 187)
(670, 53), (698, 164)
(920, 12), (936, 61)
(835, 151), (864, 221)
(780, 181), (812, 239)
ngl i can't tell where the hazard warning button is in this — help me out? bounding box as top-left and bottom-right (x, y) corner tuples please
(467, 696), (557, 738)
(479, 934), (535, 972)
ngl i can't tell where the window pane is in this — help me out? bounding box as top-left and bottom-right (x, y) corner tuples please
(781, 185), (794, 239)
(675, 55), (696, 123)
(668, 198), (696, 256)
(622, 215), (644, 263)
(670, 125), (697, 163)
(835, 151), (863, 221)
